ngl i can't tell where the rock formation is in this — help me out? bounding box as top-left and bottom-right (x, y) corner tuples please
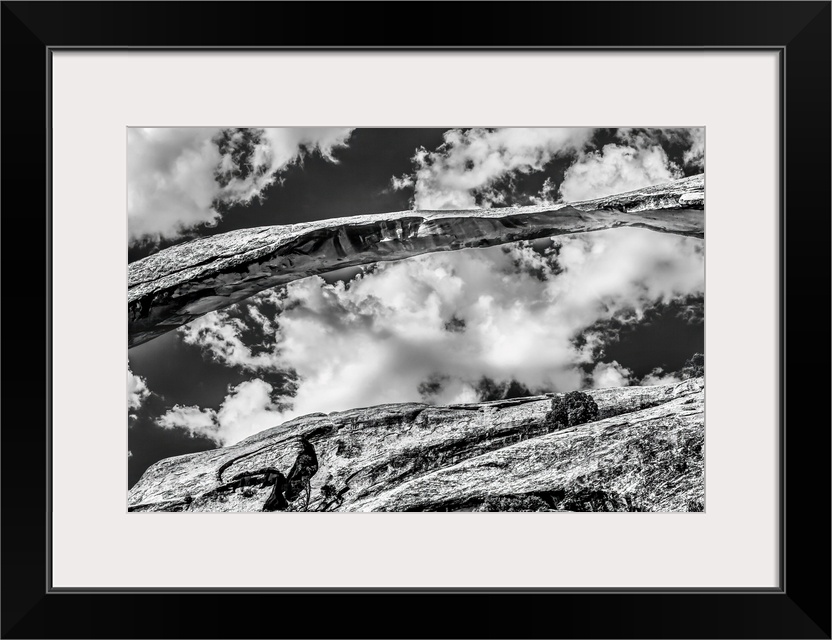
(128, 174), (704, 347)
(128, 377), (704, 513)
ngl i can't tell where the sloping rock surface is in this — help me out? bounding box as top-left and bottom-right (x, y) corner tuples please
(128, 377), (704, 513)
(128, 175), (704, 346)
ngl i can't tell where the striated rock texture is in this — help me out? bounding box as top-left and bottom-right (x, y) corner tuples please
(128, 174), (704, 346)
(128, 377), (704, 513)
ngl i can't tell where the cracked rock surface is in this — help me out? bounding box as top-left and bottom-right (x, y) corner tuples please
(128, 377), (704, 513)
(128, 175), (704, 346)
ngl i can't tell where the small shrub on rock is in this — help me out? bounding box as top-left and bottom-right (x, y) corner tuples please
(335, 439), (362, 458)
(544, 391), (599, 431)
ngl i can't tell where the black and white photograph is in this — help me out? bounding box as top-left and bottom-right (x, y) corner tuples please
(127, 127), (705, 513)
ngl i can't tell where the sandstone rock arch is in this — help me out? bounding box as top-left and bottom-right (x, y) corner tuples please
(128, 174), (703, 347)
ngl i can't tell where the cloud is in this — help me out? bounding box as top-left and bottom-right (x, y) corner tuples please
(128, 127), (353, 244)
(128, 364), (150, 412)
(393, 127), (704, 209)
(613, 128), (704, 169)
(640, 367), (683, 386)
(175, 227), (703, 442)
(558, 141), (683, 202)
(590, 361), (632, 388)
(681, 128), (705, 169)
(530, 177), (558, 206)
(157, 404), (218, 440)
(157, 379), (284, 446)
(392, 127), (594, 209)
(179, 310), (284, 371)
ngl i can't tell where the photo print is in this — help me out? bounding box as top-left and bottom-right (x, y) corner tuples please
(127, 127), (704, 513)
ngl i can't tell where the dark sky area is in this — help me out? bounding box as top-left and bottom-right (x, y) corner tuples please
(128, 127), (704, 488)
(600, 299), (704, 378)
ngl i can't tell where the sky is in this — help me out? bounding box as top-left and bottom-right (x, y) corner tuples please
(128, 127), (704, 488)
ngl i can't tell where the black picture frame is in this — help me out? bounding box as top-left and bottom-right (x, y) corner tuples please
(2, 2), (829, 638)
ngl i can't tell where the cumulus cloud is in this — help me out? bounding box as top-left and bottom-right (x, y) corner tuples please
(173, 227), (703, 442)
(392, 127), (594, 209)
(157, 379), (285, 446)
(681, 128), (705, 169)
(530, 177), (558, 206)
(128, 127), (353, 244)
(128, 364), (150, 412)
(640, 367), (683, 386)
(559, 140), (682, 202)
(179, 309), (283, 371)
(613, 127), (704, 169)
(590, 361), (632, 389)
(393, 127), (704, 209)
(157, 404), (217, 439)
